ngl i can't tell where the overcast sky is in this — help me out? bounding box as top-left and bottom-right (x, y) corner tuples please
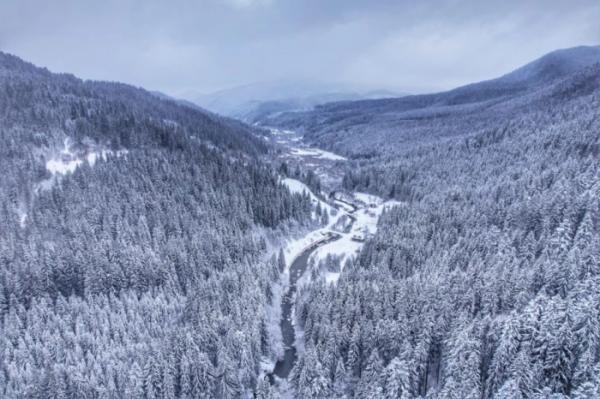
(1, 0), (599, 98)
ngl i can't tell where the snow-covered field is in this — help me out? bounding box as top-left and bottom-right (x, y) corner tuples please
(45, 138), (128, 177)
(289, 147), (346, 161)
(268, 128), (347, 161)
(354, 192), (384, 206)
(21, 138), (129, 227)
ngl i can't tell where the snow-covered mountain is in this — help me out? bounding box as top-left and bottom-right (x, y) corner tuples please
(260, 45), (600, 146)
(498, 45), (600, 84)
(0, 51), (314, 398)
(3, 42), (600, 398)
(264, 45), (600, 398)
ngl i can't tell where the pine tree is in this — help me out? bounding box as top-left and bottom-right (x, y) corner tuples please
(383, 357), (412, 399)
(333, 358), (348, 397)
(256, 377), (274, 399)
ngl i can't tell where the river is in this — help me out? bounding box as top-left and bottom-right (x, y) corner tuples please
(269, 199), (360, 382)
(265, 127), (390, 386)
(270, 233), (341, 380)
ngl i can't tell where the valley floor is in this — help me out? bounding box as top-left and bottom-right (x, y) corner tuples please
(264, 129), (402, 395)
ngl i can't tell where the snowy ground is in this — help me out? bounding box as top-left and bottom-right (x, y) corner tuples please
(20, 137), (128, 228)
(259, 178), (338, 382)
(39, 138), (128, 191)
(289, 147), (346, 161)
(280, 178), (338, 269)
(280, 177), (402, 284)
(311, 195), (403, 284)
(267, 128), (347, 190)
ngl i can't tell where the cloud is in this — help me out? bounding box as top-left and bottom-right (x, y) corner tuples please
(0, 0), (599, 96)
(224, 0), (273, 9)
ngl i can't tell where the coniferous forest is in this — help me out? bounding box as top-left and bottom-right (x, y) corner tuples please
(1, 26), (600, 399)
(0, 53), (313, 398)
(265, 47), (600, 398)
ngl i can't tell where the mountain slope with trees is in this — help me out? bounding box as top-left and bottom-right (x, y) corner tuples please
(0, 52), (312, 398)
(262, 47), (600, 398)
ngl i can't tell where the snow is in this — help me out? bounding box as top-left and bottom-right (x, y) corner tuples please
(333, 199), (355, 213)
(282, 178), (334, 216)
(259, 178), (341, 383)
(162, 119), (178, 128)
(268, 127), (347, 161)
(325, 271), (342, 284)
(269, 128), (295, 136)
(275, 179), (343, 276)
(280, 179), (403, 284)
(86, 150), (126, 166)
(269, 146), (405, 386)
(354, 192), (384, 206)
(309, 193), (403, 282)
(46, 158), (81, 174)
(18, 210), (27, 228)
(38, 138), (129, 193)
(282, 177), (311, 196)
(48, 149), (127, 174)
(281, 230), (329, 267)
(290, 147), (347, 161)
(45, 138), (128, 178)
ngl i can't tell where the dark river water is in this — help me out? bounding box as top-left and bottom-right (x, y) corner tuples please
(270, 234), (340, 381)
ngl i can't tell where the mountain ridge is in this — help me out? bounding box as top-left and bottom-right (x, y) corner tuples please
(260, 44), (600, 150)
(277, 45), (600, 117)
(0, 51), (268, 156)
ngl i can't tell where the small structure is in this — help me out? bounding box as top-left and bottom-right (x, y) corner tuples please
(351, 233), (366, 242)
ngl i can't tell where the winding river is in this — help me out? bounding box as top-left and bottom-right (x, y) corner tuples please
(270, 199), (359, 382)
(265, 127), (371, 385)
(270, 233), (341, 381)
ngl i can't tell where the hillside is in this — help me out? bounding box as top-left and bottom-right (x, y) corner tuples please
(0, 53), (314, 398)
(2, 43), (600, 398)
(262, 45), (600, 155)
(0, 52), (267, 154)
(263, 46), (600, 398)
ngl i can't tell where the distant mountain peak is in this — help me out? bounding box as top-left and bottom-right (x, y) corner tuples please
(499, 45), (600, 85)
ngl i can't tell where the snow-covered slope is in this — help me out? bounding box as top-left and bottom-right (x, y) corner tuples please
(19, 138), (129, 227)
(289, 147), (346, 161)
(45, 138), (128, 176)
(39, 138), (128, 192)
(498, 45), (600, 85)
(282, 178), (334, 216)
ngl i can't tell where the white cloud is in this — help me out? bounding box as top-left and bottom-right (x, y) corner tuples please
(223, 0), (273, 9)
(1, 0), (599, 95)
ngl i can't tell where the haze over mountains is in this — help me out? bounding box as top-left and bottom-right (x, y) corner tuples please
(189, 80), (402, 122)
